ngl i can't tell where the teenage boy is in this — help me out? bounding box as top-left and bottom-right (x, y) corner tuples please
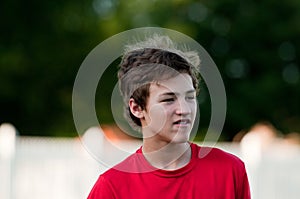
(88, 35), (251, 199)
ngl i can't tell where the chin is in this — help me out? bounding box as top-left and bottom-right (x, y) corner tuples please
(169, 134), (190, 144)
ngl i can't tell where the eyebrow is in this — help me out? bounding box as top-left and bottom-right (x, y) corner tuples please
(159, 90), (196, 97)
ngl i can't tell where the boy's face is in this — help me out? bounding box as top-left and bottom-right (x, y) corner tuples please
(140, 73), (197, 143)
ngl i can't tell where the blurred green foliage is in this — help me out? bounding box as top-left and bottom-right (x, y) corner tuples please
(0, 0), (299, 140)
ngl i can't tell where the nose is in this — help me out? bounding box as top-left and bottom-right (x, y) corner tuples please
(175, 99), (191, 116)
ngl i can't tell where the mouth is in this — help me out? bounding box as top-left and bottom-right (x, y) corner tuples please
(173, 119), (191, 126)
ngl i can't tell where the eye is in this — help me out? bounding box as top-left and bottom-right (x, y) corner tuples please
(161, 98), (175, 103)
(186, 95), (196, 100)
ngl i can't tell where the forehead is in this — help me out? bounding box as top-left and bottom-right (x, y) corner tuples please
(149, 73), (194, 96)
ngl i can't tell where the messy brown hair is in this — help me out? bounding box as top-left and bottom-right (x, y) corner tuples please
(118, 36), (201, 130)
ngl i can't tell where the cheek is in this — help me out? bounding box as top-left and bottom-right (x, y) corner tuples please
(142, 104), (168, 138)
(189, 102), (197, 120)
(192, 102), (197, 113)
(147, 104), (169, 129)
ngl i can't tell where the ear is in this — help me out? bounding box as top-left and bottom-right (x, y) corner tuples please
(129, 98), (144, 119)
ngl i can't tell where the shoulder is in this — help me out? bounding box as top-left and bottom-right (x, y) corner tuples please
(88, 172), (115, 199)
(101, 153), (137, 178)
(191, 143), (245, 169)
(88, 152), (139, 198)
(100, 148), (145, 181)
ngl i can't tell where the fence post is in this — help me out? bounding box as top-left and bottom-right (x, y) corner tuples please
(0, 123), (17, 199)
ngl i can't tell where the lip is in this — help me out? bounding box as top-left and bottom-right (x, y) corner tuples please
(173, 119), (191, 127)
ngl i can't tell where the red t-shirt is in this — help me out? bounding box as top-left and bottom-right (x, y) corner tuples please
(88, 143), (251, 199)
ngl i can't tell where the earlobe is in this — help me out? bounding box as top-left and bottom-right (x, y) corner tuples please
(129, 98), (144, 119)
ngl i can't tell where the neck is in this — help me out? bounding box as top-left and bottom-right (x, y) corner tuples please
(142, 139), (191, 170)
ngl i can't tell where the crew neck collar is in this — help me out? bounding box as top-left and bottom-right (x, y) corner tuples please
(137, 143), (197, 177)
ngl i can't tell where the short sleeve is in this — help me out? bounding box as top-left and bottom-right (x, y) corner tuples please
(237, 164), (251, 199)
(87, 175), (115, 199)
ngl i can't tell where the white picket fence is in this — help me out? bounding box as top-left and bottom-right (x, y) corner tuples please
(1, 124), (300, 199)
